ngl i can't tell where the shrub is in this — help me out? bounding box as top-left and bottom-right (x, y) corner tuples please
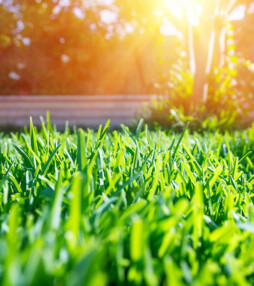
(143, 25), (254, 131)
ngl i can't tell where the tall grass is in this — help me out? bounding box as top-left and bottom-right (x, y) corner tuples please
(0, 119), (254, 285)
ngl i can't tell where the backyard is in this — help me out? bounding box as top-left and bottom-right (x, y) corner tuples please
(1, 0), (254, 285)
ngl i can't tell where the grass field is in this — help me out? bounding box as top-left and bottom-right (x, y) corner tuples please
(0, 118), (254, 285)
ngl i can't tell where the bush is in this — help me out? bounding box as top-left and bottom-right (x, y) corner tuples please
(143, 26), (254, 131)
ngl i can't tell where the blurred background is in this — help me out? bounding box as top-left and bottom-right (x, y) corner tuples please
(0, 0), (254, 130)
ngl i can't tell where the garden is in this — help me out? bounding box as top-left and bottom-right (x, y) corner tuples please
(1, 0), (254, 285)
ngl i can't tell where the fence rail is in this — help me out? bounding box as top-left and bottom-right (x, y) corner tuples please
(0, 95), (154, 129)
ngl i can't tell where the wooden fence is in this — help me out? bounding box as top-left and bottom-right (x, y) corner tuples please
(0, 95), (154, 130)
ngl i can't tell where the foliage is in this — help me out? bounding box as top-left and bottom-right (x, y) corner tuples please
(206, 23), (254, 127)
(0, 0), (179, 95)
(143, 57), (197, 130)
(1, 118), (254, 285)
(0, 1), (254, 95)
(144, 29), (254, 131)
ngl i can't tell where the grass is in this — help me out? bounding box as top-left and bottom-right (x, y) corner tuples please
(0, 118), (254, 285)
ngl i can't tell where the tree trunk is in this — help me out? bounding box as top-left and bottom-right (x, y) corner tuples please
(171, 0), (242, 109)
(192, 1), (225, 109)
(192, 18), (214, 108)
(212, 14), (227, 68)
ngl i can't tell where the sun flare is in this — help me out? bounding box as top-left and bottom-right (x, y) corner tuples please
(162, 0), (203, 25)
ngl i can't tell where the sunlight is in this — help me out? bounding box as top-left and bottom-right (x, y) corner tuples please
(163, 0), (202, 25)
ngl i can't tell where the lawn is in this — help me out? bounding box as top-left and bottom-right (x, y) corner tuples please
(0, 119), (254, 285)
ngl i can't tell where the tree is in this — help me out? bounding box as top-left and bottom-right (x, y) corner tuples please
(176, 0), (254, 108)
(192, 0), (252, 108)
(0, 0), (253, 98)
(112, 0), (254, 108)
